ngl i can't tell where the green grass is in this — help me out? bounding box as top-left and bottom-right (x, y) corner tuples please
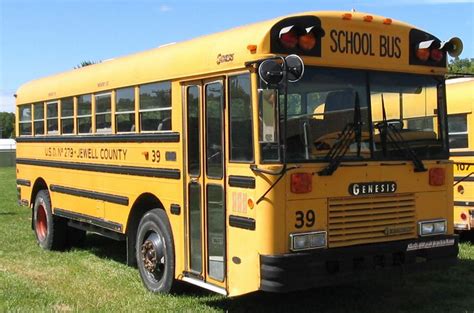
(1, 166), (473, 312)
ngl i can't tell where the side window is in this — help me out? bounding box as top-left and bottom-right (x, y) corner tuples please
(229, 74), (253, 162)
(116, 87), (136, 133)
(33, 103), (44, 135)
(61, 98), (74, 134)
(280, 94), (302, 116)
(77, 95), (92, 134)
(187, 86), (200, 176)
(46, 101), (59, 134)
(139, 81), (172, 132)
(206, 82), (224, 178)
(406, 117), (434, 131)
(448, 114), (468, 149)
(95, 93), (112, 133)
(19, 105), (32, 136)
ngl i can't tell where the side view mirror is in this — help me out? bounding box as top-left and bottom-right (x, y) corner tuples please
(258, 54), (305, 87)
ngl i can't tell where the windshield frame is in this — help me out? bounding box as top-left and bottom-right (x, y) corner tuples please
(257, 66), (449, 164)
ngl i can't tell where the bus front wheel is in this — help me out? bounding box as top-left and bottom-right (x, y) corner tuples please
(33, 190), (67, 250)
(136, 209), (175, 293)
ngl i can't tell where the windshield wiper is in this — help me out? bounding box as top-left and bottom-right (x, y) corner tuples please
(318, 92), (362, 176)
(376, 94), (426, 172)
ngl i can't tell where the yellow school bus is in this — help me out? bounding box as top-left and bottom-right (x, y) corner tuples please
(16, 11), (463, 296)
(447, 78), (474, 232)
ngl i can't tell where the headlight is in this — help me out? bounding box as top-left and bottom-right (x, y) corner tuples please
(290, 231), (326, 251)
(418, 219), (447, 237)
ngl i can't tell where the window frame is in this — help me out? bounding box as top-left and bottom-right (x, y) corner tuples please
(115, 87), (136, 134)
(46, 101), (59, 135)
(139, 81), (172, 133)
(448, 113), (469, 150)
(95, 92), (112, 134)
(77, 94), (92, 134)
(18, 104), (33, 136)
(60, 97), (75, 135)
(33, 102), (45, 136)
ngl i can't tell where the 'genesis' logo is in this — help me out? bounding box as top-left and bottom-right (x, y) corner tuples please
(216, 53), (234, 65)
(349, 181), (397, 196)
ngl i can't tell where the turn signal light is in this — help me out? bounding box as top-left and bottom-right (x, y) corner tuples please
(429, 168), (445, 186)
(461, 212), (467, 221)
(457, 184), (465, 194)
(291, 173), (312, 193)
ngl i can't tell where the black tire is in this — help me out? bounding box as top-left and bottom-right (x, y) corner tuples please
(33, 190), (67, 250)
(136, 209), (175, 293)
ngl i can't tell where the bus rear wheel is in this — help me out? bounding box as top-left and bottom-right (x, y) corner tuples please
(33, 190), (67, 250)
(136, 209), (175, 293)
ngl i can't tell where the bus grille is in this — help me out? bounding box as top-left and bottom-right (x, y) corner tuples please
(328, 193), (416, 248)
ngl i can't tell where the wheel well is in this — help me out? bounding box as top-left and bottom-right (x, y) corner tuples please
(31, 178), (48, 208)
(126, 192), (165, 266)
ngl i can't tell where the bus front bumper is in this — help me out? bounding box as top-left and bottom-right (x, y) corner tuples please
(260, 235), (458, 293)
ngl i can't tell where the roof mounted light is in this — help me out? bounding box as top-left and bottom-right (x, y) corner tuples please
(279, 25), (300, 49)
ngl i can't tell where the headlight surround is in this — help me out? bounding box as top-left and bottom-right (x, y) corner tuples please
(290, 231), (327, 251)
(418, 219), (447, 237)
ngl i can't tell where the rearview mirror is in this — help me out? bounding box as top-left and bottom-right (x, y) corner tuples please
(258, 54), (305, 87)
(259, 59), (284, 86)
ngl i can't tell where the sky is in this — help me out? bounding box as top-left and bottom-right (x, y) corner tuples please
(0, 0), (473, 113)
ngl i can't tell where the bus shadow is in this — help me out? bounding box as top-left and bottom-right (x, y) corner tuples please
(72, 233), (474, 312)
(79, 233), (128, 264)
(203, 259), (474, 313)
(459, 231), (474, 243)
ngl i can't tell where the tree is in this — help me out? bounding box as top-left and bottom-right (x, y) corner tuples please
(0, 112), (15, 138)
(448, 57), (474, 74)
(74, 60), (100, 69)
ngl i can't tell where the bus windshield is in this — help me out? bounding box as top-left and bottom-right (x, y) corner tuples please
(259, 67), (447, 163)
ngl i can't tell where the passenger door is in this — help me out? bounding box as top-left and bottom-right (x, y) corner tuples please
(183, 79), (226, 290)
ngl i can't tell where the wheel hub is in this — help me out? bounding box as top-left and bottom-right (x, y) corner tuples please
(36, 204), (48, 241)
(141, 232), (165, 276)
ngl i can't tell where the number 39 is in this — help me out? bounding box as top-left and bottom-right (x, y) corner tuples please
(295, 210), (315, 229)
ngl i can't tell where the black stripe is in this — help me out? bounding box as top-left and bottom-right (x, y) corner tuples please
(16, 158), (181, 179)
(450, 151), (474, 157)
(50, 184), (129, 205)
(16, 179), (31, 187)
(229, 215), (256, 230)
(228, 175), (256, 189)
(454, 177), (474, 182)
(54, 208), (123, 232)
(15, 132), (180, 143)
(454, 201), (474, 207)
